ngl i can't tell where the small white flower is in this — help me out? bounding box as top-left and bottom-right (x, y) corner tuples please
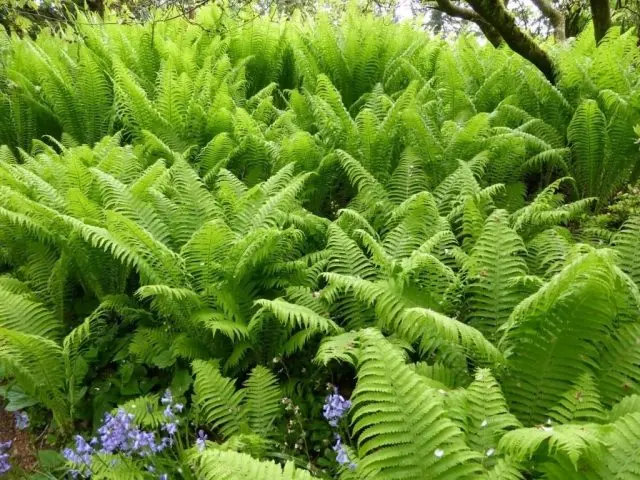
(546, 418), (552, 425)
(480, 419), (488, 428)
(434, 448), (444, 458)
(486, 448), (495, 457)
(542, 426), (553, 432)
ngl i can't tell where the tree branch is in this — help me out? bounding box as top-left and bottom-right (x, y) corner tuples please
(432, 0), (503, 47)
(465, 0), (557, 83)
(530, 0), (566, 41)
(590, 0), (612, 44)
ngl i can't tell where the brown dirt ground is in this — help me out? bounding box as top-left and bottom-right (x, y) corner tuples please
(0, 406), (37, 473)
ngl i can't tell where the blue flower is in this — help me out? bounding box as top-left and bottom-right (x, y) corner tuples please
(98, 409), (136, 453)
(160, 436), (173, 449)
(63, 435), (94, 473)
(195, 430), (208, 452)
(64, 408), (164, 468)
(0, 441), (12, 475)
(332, 435), (356, 470)
(163, 422), (178, 436)
(322, 387), (351, 427)
(14, 411), (29, 430)
(173, 403), (184, 413)
(159, 474), (169, 480)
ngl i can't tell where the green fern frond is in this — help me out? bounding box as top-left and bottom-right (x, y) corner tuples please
(498, 424), (601, 468)
(401, 308), (503, 364)
(193, 449), (314, 480)
(549, 374), (605, 424)
(0, 284), (61, 339)
(242, 366), (282, 436)
(253, 298), (341, 334)
(350, 328), (481, 479)
(193, 359), (245, 437)
(465, 210), (528, 340)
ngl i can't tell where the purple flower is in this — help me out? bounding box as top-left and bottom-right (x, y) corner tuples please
(0, 441), (12, 475)
(332, 435), (356, 470)
(195, 430), (207, 452)
(132, 430), (160, 456)
(63, 435), (94, 474)
(322, 387), (351, 427)
(173, 403), (184, 413)
(14, 411), (29, 430)
(163, 422), (178, 436)
(160, 436), (173, 449)
(163, 405), (174, 418)
(98, 409), (136, 453)
(159, 474), (169, 480)
(64, 408), (163, 466)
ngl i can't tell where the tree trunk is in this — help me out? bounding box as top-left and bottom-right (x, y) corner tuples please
(590, 0), (612, 44)
(466, 0), (557, 83)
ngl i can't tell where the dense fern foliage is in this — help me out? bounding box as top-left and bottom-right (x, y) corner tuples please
(1, 4), (640, 479)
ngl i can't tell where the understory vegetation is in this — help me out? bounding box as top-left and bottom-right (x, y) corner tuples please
(2, 4), (640, 479)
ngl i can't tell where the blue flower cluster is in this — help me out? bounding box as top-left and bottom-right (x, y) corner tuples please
(63, 390), (180, 479)
(332, 435), (356, 470)
(0, 441), (11, 475)
(97, 409), (168, 455)
(63, 435), (96, 476)
(14, 411), (29, 430)
(322, 387), (351, 427)
(322, 386), (356, 470)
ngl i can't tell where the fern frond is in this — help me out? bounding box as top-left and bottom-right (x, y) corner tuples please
(242, 366), (282, 436)
(350, 328), (481, 479)
(193, 449), (314, 480)
(193, 360), (245, 437)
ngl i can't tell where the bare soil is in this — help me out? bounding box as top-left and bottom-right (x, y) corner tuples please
(0, 406), (37, 473)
